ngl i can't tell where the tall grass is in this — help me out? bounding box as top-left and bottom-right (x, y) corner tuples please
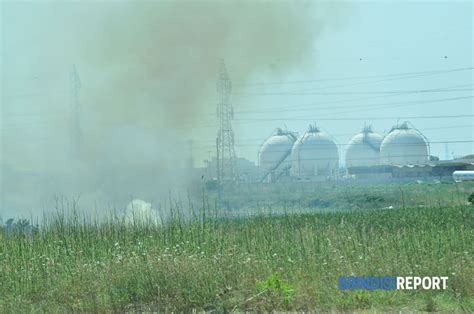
(1, 184), (473, 311)
(217, 181), (474, 211)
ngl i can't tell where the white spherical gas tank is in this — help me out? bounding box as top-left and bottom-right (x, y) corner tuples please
(258, 128), (296, 173)
(291, 125), (339, 177)
(380, 122), (429, 165)
(345, 126), (383, 168)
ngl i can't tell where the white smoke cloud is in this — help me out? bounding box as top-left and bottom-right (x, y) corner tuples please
(125, 199), (161, 225)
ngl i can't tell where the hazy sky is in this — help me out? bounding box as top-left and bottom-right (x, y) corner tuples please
(2, 1), (473, 163)
(233, 1), (473, 162)
(1, 0), (473, 217)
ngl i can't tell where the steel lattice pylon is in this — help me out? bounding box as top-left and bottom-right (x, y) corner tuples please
(70, 65), (82, 158)
(216, 60), (238, 183)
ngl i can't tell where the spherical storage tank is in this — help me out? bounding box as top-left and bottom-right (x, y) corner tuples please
(345, 125), (383, 168)
(291, 125), (339, 177)
(258, 128), (297, 174)
(380, 122), (429, 165)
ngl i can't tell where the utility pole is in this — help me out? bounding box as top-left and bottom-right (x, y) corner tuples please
(215, 60), (238, 186)
(70, 65), (82, 159)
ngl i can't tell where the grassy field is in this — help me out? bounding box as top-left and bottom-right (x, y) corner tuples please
(216, 180), (473, 211)
(1, 182), (473, 312)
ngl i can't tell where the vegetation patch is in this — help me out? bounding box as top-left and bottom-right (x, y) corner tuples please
(1, 183), (473, 311)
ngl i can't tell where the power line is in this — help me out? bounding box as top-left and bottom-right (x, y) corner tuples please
(235, 95), (473, 115)
(299, 74), (470, 94)
(2, 112), (67, 118)
(299, 98), (473, 119)
(254, 153), (468, 163)
(233, 114), (474, 123)
(236, 87), (474, 97)
(235, 66), (474, 87)
(249, 72), (474, 95)
(191, 124), (474, 144)
(191, 140), (474, 151)
(3, 90), (69, 100)
(4, 113), (472, 131)
(234, 83), (473, 114)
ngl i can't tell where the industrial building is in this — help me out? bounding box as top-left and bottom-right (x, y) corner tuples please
(204, 156), (259, 182)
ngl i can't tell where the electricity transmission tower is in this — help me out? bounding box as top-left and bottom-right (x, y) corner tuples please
(70, 65), (82, 158)
(216, 60), (238, 184)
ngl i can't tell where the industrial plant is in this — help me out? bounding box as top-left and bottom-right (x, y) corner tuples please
(251, 121), (473, 183)
(25, 61), (469, 188)
(205, 62), (473, 185)
(251, 121), (474, 183)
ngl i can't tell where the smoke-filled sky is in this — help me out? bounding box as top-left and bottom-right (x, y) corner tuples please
(1, 0), (473, 218)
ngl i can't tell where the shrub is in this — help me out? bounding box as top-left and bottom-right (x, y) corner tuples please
(257, 273), (295, 310)
(468, 192), (474, 205)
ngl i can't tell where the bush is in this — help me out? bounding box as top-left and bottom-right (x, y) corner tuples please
(468, 192), (474, 205)
(256, 273), (295, 310)
(306, 198), (332, 208)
